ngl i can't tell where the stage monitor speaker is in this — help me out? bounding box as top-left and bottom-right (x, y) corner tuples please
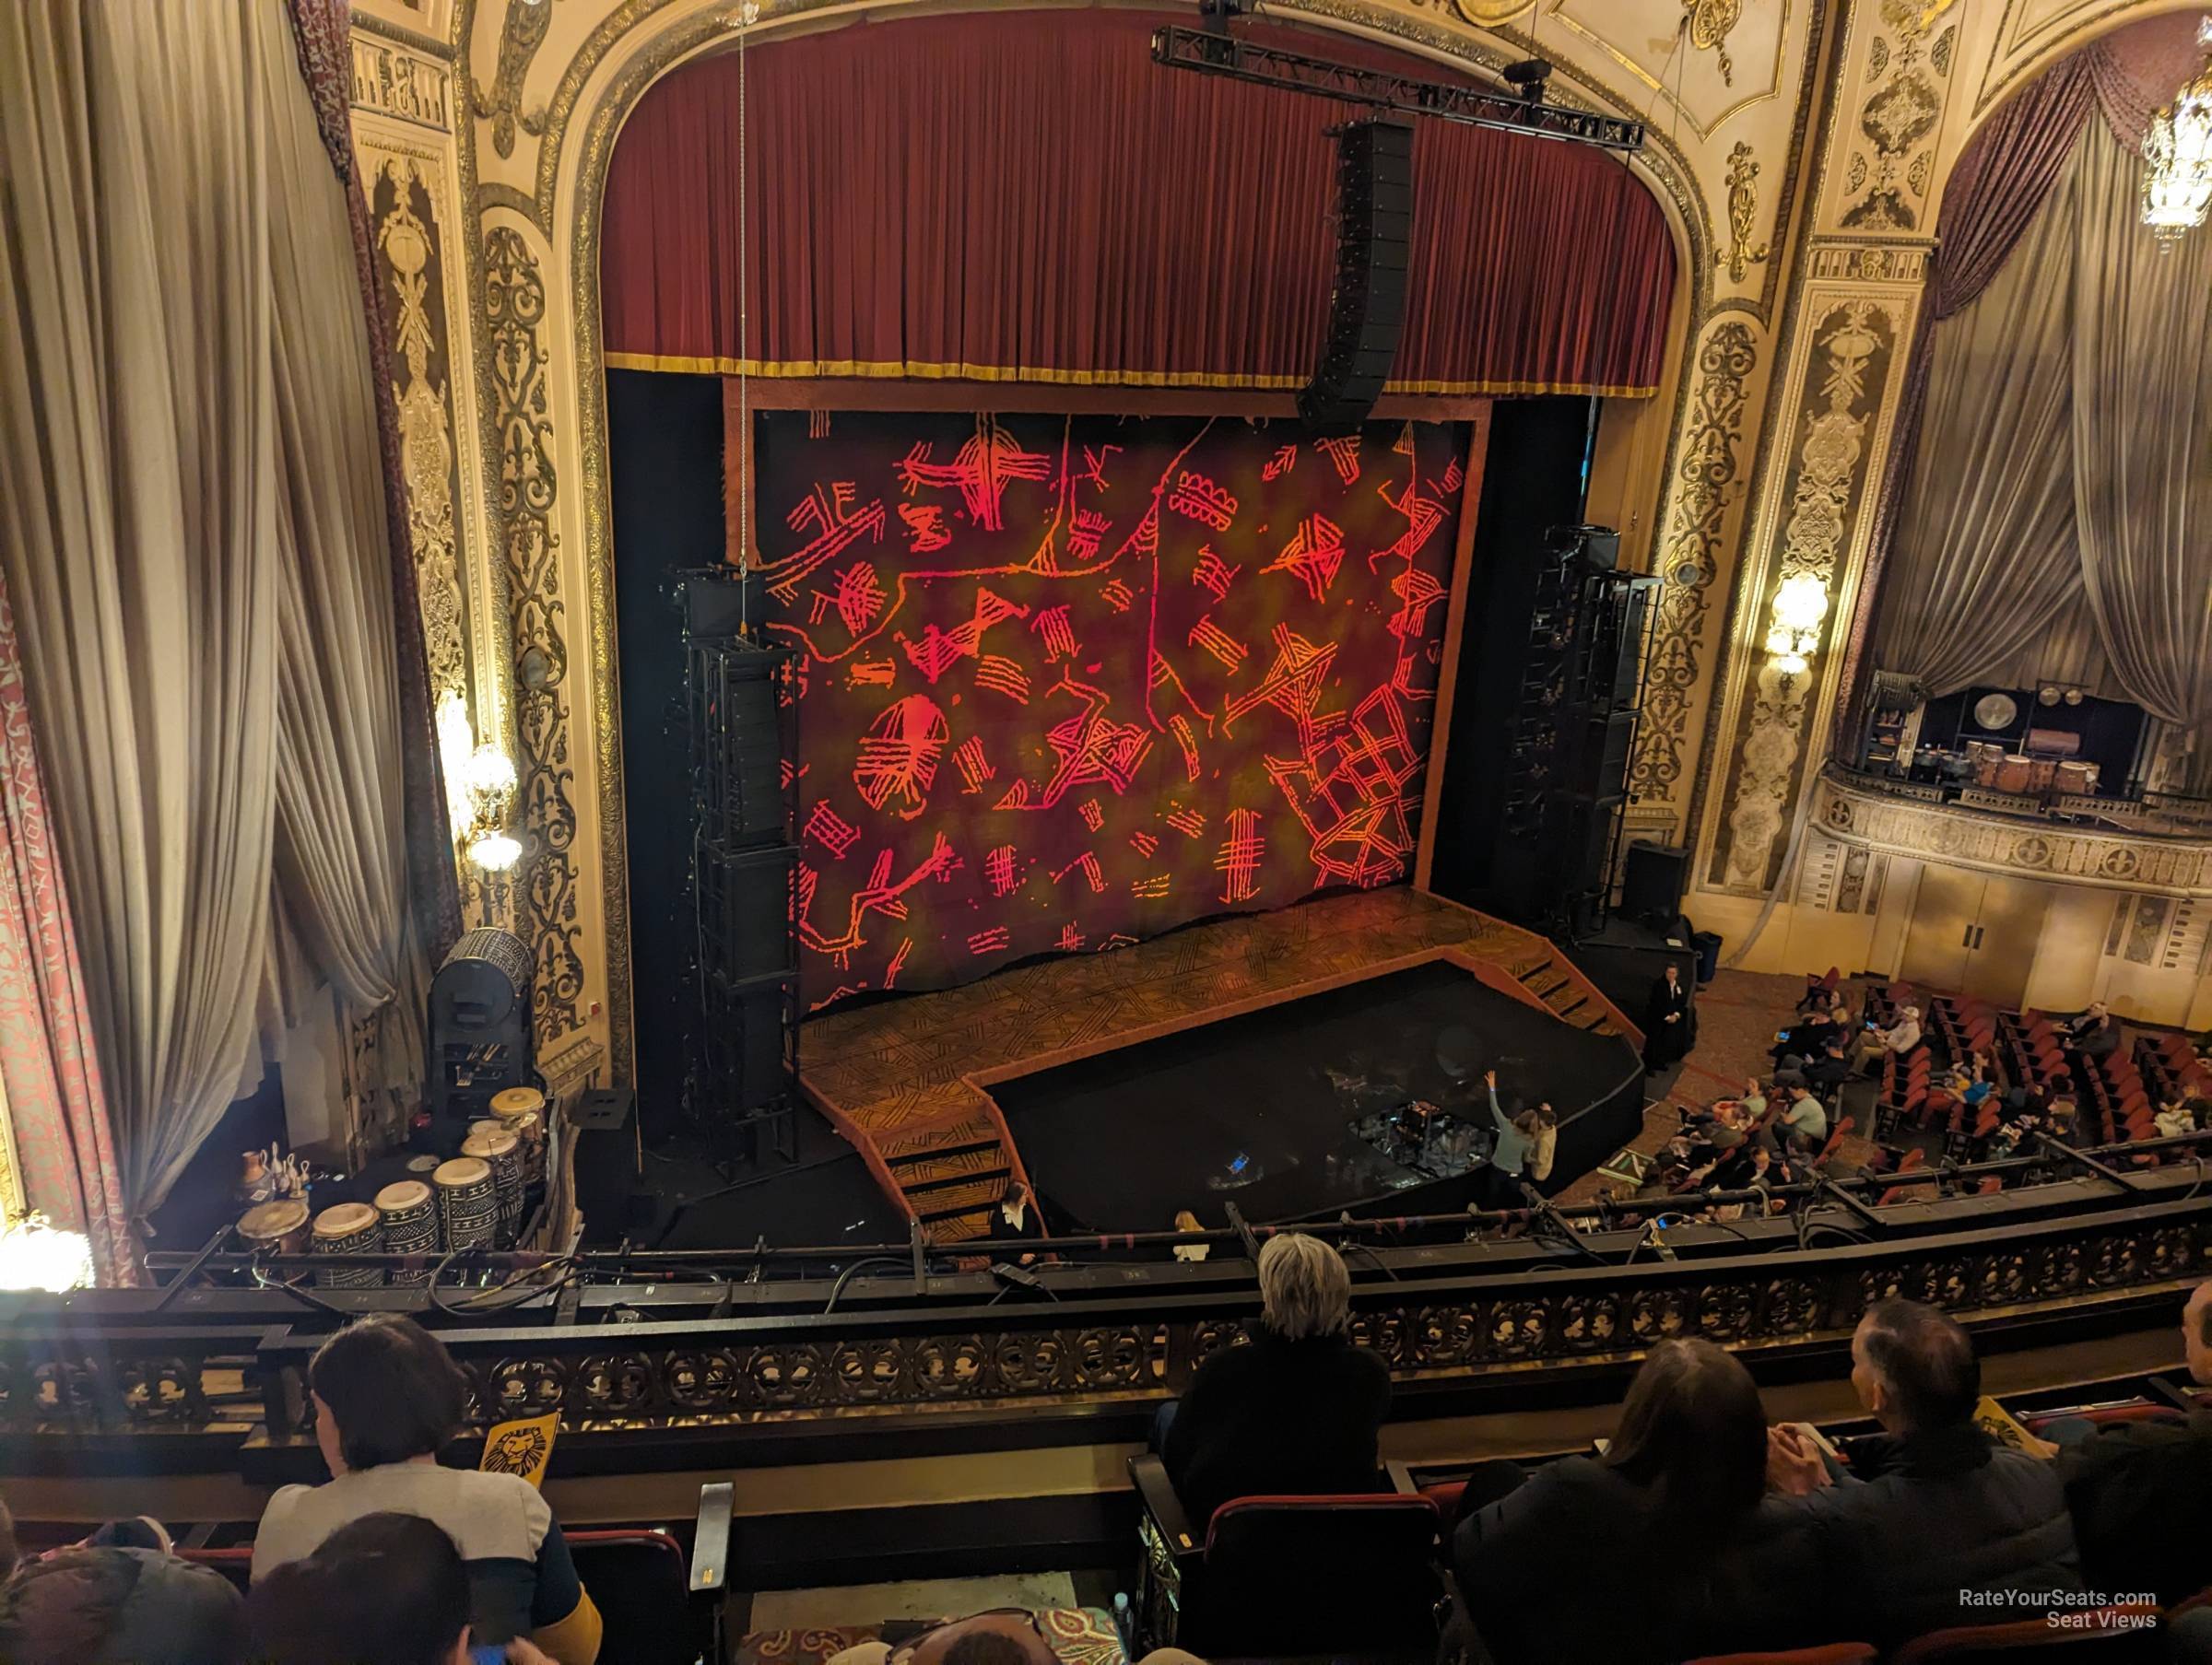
(1622, 840), (1688, 925)
(1549, 523), (1621, 571)
(572, 1085), (645, 1246)
(1297, 119), (1414, 435)
(697, 842), (798, 984)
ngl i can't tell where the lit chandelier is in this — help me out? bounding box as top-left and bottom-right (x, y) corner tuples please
(2143, 18), (2212, 244)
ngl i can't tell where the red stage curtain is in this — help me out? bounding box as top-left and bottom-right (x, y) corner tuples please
(603, 11), (1673, 395)
(747, 408), (1468, 1010)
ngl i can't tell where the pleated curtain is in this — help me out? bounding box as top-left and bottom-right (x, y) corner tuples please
(0, 0), (427, 1238)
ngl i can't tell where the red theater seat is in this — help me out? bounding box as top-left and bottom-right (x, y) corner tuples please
(1685, 1647), (1877, 1665)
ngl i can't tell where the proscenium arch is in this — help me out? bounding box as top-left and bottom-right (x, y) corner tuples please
(543, 0), (1712, 1080)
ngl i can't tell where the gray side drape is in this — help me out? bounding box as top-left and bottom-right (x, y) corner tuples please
(2070, 118), (2212, 730)
(0, 1), (425, 1215)
(1875, 146), (2082, 698)
(1873, 100), (2212, 738)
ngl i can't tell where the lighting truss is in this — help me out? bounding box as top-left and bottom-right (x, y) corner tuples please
(1150, 26), (1646, 153)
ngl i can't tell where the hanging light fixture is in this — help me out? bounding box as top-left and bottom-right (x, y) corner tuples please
(461, 745), (521, 873)
(2143, 18), (2212, 244)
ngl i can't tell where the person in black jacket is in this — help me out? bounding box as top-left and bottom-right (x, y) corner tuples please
(1160, 1233), (1390, 1528)
(1766, 1300), (2085, 1647)
(1642, 963), (1696, 1073)
(2055, 1279), (2212, 1606)
(1453, 1339), (1827, 1665)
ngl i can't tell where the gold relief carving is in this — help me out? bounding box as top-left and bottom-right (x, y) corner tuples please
(1630, 321), (1757, 806)
(473, 0), (556, 160)
(1724, 144), (1770, 284)
(1840, 1), (1959, 233)
(1453, 0), (1533, 21)
(1718, 301), (1896, 890)
(1806, 244), (1928, 284)
(484, 226), (587, 1047)
(1684, 0), (1742, 86)
(351, 35), (452, 128)
(375, 159), (468, 717)
(1817, 772), (2212, 896)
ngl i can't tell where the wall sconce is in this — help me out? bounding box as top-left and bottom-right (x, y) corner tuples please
(461, 745), (522, 873)
(0, 1215), (94, 1291)
(1764, 572), (1830, 679)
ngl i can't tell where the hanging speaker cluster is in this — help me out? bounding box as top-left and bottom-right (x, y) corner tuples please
(1297, 119), (1414, 436)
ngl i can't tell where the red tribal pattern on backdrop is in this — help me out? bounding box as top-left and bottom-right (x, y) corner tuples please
(742, 408), (1469, 1010)
(604, 9), (1674, 394)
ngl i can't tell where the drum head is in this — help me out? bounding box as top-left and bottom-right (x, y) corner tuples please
(375, 1180), (432, 1214)
(433, 1156), (491, 1189)
(240, 1200), (309, 1240)
(313, 1202), (379, 1239)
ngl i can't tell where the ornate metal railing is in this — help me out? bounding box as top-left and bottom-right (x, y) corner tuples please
(7, 1151), (2209, 1474)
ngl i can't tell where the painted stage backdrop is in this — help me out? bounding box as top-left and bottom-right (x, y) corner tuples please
(745, 410), (1470, 1011)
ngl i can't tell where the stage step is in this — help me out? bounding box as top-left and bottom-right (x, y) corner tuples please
(915, 1178), (1011, 1225)
(902, 1164), (1012, 1201)
(887, 1138), (1003, 1170)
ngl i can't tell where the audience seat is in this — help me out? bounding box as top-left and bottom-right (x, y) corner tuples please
(1684, 1647), (1877, 1665)
(1128, 1453), (1441, 1662)
(1890, 1607), (2160, 1663)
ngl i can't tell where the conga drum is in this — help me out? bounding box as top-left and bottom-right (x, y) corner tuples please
(462, 1128), (524, 1243)
(432, 1156), (499, 1251)
(491, 1086), (547, 1190)
(311, 1202), (384, 1289)
(238, 1199), (310, 1260)
(374, 1179), (439, 1284)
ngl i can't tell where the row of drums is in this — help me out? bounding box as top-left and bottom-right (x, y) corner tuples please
(236, 1088), (548, 1288)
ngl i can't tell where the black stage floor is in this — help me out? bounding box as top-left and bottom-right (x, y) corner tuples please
(990, 961), (1645, 1232)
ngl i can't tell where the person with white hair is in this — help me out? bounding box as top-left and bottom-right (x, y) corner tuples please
(1854, 1003), (1922, 1075)
(1159, 1233), (1391, 1527)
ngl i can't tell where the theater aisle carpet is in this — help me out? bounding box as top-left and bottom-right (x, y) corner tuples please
(736, 1607), (1124, 1664)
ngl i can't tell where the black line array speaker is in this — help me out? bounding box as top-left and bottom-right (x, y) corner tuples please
(1297, 119), (1414, 435)
(696, 843), (799, 985)
(1621, 839), (1689, 925)
(687, 636), (785, 850)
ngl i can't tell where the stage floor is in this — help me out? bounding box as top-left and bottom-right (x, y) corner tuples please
(798, 887), (1643, 1240)
(993, 960), (1641, 1230)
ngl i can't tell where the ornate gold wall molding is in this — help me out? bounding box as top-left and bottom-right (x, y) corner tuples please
(1836, 0), (1960, 231)
(1724, 142), (1771, 282)
(484, 223), (588, 1048)
(473, 0), (559, 158)
(1706, 289), (1910, 892)
(1816, 770), (2212, 897)
(1630, 318), (1759, 810)
(352, 30), (455, 127)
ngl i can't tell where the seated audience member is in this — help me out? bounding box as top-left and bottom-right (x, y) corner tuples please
(1161, 1233), (1390, 1526)
(1452, 1339), (1824, 1664)
(253, 1511), (553, 1665)
(2055, 1280), (2212, 1606)
(1806, 1035), (1853, 1095)
(2066, 1001), (2119, 1062)
(1766, 1300), (2085, 1644)
(0, 1524), (246, 1665)
(1855, 1004), (1922, 1073)
(2043, 1093), (2079, 1141)
(251, 1314), (602, 1665)
(1778, 1082), (1829, 1145)
(2156, 1099), (2199, 1140)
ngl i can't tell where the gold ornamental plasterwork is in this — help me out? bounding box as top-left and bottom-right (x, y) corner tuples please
(1837, 0), (1960, 233)
(1542, 0), (1795, 143)
(1629, 319), (1758, 809)
(483, 224), (588, 1049)
(377, 158), (470, 721)
(1712, 298), (1902, 892)
(352, 30), (453, 128)
(473, 0), (558, 159)
(1724, 142), (1770, 284)
(1815, 771), (2212, 898)
(1685, 0), (1742, 87)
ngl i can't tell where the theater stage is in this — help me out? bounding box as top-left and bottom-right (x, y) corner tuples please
(797, 887), (1647, 1240)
